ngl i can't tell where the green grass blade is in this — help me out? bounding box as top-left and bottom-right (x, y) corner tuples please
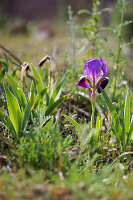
(0, 68), (6, 82)
(6, 73), (27, 108)
(45, 94), (69, 116)
(0, 110), (17, 139)
(127, 120), (133, 145)
(31, 64), (44, 94)
(21, 102), (30, 132)
(4, 84), (22, 134)
(95, 115), (103, 142)
(30, 88), (47, 111)
(100, 115), (103, 127)
(43, 116), (54, 132)
(48, 75), (65, 107)
(96, 115), (100, 129)
(46, 91), (50, 106)
(0, 58), (8, 71)
(100, 87), (122, 141)
(95, 115), (100, 141)
(124, 87), (130, 134)
(63, 114), (82, 132)
(38, 88), (47, 99)
(0, 55), (8, 81)
(29, 81), (35, 109)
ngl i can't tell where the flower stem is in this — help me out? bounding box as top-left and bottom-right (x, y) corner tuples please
(91, 90), (96, 128)
(113, 4), (124, 99)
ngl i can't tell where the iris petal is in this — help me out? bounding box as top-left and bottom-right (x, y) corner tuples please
(97, 77), (109, 93)
(84, 59), (101, 79)
(77, 58), (108, 93)
(100, 58), (107, 77)
(76, 77), (89, 88)
(90, 89), (92, 95)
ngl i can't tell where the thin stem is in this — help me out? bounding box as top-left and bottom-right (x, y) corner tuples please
(91, 79), (96, 128)
(0, 44), (22, 65)
(117, 9), (123, 71)
(110, 151), (133, 168)
(91, 96), (96, 128)
(91, 0), (99, 57)
(72, 19), (76, 70)
(68, 5), (76, 70)
(113, 7), (124, 98)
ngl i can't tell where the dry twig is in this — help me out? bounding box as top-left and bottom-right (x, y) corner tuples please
(0, 43), (35, 84)
(0, 44), (22, 65)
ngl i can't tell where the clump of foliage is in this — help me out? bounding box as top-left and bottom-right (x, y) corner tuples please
(0, 0), (133, 199)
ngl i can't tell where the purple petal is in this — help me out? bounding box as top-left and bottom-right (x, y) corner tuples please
(76, 77), (89, 88)
(84, 59), (101, 79)
(90, 89), (92, 95)
(97, 77), (109, 93)
(100, 58), (107, 77)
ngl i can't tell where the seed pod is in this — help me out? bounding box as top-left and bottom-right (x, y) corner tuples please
(112, 102), (117, 108)
(38, 55), (50, 67)
(21, 62), (30, 83)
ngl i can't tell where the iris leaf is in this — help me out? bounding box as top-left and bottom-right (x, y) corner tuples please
(95, 115), (103, 141)
(45, 94), (69, 116)
(6, 73), (27, 108)
(4, 85), (22, 134)
(100, 87), (122, 141)
(64, 114), (82, 132)
(21, 102), (30, 132)
(0, 69), (6, 82)
(31, 64), (44, 94)
(0, 109), (17, 139)
(43, 116), (54, 132)
(29, 81), (35, 109)
(31, 88), (47, 111)
(124, 87), (130, 138)
(127, 119), (133, 146)
(48, 75), (65, 108)
(0, 58), (8, 71)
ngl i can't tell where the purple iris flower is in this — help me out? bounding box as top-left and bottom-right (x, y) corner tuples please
(77, 58), (109, 94)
